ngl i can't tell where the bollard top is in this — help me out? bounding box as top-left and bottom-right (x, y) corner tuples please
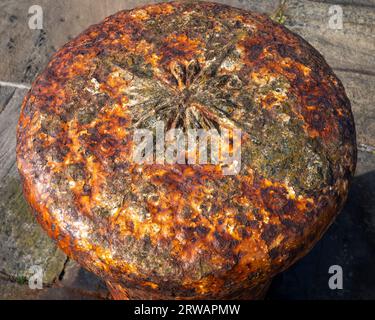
(16, 1), (356, 299)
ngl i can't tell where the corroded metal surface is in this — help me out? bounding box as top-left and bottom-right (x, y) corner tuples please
(16, 1), (356, 299)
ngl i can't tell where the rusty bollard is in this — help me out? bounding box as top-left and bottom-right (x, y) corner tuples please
(17, 1), (356, 299)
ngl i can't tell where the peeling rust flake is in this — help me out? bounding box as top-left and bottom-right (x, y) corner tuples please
(16, 1), (356, 299)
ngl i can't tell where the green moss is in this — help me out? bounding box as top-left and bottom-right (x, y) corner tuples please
(270, 0), (288, 25)
(15, 276), (28, 285)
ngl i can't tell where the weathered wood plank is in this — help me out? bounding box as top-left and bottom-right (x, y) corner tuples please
(285, 0), (375, 74)
(336, 71), (375, 147)
(0, 86), (15, 114)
